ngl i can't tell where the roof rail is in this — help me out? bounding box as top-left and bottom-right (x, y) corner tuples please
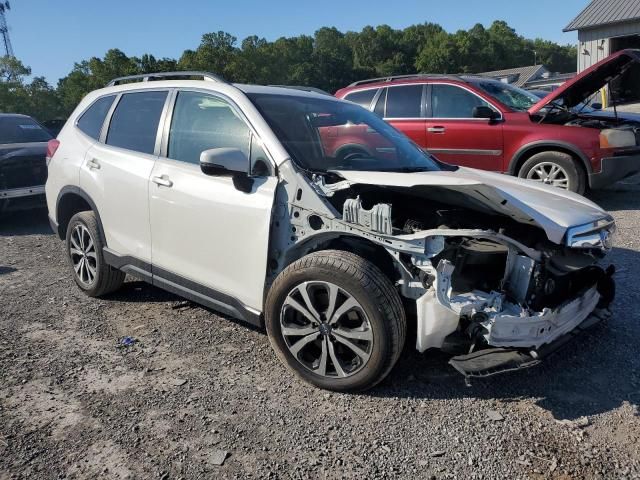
(106, 71), (226, 87)
(267, 85), (333, 96)
(347, 73), (465, 87)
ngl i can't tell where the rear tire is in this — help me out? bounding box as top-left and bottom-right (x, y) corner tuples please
(65, 211), (125, 297)
(518, 151), (586, 194)
(265, 250), (406, 392)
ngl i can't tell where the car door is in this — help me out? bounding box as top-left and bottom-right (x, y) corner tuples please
(148, 89), (278, 313)
(80, 90), (169, 264)
(425, 83), (504, 170)
(375, 84), (427, 147)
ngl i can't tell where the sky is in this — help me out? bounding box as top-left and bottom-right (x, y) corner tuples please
(7, 0), (589, 84)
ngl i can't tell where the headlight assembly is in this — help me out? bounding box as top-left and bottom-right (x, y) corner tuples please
(565, 218), (616, 251)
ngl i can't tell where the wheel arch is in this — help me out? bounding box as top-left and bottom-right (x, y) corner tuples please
(55, 186), (106, 244)
(275, 232), (402, 287)
(508, 141), (592, 177)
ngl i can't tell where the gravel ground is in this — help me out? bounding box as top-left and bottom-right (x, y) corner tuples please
(1, 180), (640, 480)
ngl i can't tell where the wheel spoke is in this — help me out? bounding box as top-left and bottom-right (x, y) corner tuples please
(85, 236), (94, 253)
(77, 228), (85, 249)
(329, 296), (359, 325)
(86, 250), (97, 259)
(70, 235), (81, 251)
(316, 338), (328, 376)
(289, 332), (320, 355)
(325, 283), (339, 320)
(281, 324), (317, 337)
(283, 297), (320, 325)
(74, 257), (84, 274)
(69, 247), (83, 257)
(326, 339), (347, 377)
(333, 326), (373, 342)
(86, 261), (96, 281)
(333, 335), (371, 362)
(297, 283), (321, 321)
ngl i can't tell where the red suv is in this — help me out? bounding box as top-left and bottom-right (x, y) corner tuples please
(335, 49), (640, 194)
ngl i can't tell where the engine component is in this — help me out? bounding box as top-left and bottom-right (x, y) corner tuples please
(342, 196), (392, 234)
(505, 254), (535, 304)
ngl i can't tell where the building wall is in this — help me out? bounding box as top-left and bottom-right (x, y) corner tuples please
(577, 21), (640, 71)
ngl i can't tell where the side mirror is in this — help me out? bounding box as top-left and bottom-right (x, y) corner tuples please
(591, 102), (603, 110)
(200, 148), (248, 176)
(473, 106), (500, 120)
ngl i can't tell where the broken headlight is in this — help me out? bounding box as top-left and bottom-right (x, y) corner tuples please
(565, 218), (616, 251)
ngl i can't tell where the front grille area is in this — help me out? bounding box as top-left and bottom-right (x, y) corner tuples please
(0, 155), (48, 190)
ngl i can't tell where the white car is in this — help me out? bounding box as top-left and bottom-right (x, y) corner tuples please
(45, 72), (616, 391)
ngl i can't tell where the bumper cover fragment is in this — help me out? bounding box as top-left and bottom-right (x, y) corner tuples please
(449, 307), (611, 379)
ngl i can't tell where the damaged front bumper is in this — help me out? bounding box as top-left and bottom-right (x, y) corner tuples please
(416, 259), (614, 379)
(448, 306), (612, 378)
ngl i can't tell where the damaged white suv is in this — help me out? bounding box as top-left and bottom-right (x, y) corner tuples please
(46, 72), (616, 391)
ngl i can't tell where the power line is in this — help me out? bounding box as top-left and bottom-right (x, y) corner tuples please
(0, 1), (14, 57)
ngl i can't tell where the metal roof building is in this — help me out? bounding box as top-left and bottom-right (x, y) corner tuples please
(565, 0), (640, 72)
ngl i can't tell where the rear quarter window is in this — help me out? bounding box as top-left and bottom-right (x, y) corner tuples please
(77, 95), (116, 140)
(343, 89), (378, 110)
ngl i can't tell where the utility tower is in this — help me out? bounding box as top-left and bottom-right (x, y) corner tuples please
(0, 1), (14, 57)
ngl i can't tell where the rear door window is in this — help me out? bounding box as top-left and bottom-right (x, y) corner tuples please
(106, 91), (168, 154)
(0, 116), (52, 144)
(343, 89), (378, 110)
(431, 84), (490, 118)
(77, 95), (116, 140)
(385, 85), (424, 118)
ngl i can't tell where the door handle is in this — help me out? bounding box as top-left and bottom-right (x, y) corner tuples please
(428, 126), (446, 133)
(87, 158), (101, 170)
(152, 175), (173, 187)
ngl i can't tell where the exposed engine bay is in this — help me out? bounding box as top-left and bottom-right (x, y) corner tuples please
(269, 163), (616, 378)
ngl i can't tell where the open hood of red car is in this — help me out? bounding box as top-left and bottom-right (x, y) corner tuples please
(528, 49), (640, 115)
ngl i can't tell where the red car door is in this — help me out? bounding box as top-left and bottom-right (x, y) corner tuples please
(425, 83), (504, 170)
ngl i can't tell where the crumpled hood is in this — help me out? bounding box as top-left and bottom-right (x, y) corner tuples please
(333, 167), (610, 244)
(529, 49), (640, 115)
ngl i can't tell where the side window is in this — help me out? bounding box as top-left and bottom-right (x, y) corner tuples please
(106, 91), (167, 154)
(385, 85), (423, 118)
(374, 88), (387, 117)
(168, 91), (250, 165)
(343, 89), (378, 110)
(431, 84), (491, 118)
(77, 95), (115, 140)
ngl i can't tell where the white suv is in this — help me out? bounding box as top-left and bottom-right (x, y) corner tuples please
(46, 72), (616, 391)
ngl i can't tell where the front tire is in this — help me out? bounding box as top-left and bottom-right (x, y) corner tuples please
(65, 211), (125, 297)
(265, 250), (406, 392)
(518, 151), (586, 194)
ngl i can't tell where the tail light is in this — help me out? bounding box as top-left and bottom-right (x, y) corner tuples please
(46, 139), (60, 166)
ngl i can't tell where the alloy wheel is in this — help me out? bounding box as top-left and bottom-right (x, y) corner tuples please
(280, 281), (374, 378)
(526, 161), (570, 189)
(69, 224), (97, 287)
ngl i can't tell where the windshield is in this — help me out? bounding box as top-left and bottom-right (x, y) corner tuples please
(471, 80), (540, 111)
(247, 93), (443, 173)
(0, 116), (52, 144)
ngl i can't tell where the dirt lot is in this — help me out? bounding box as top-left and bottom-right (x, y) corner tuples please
(1, 181), (640, 480)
